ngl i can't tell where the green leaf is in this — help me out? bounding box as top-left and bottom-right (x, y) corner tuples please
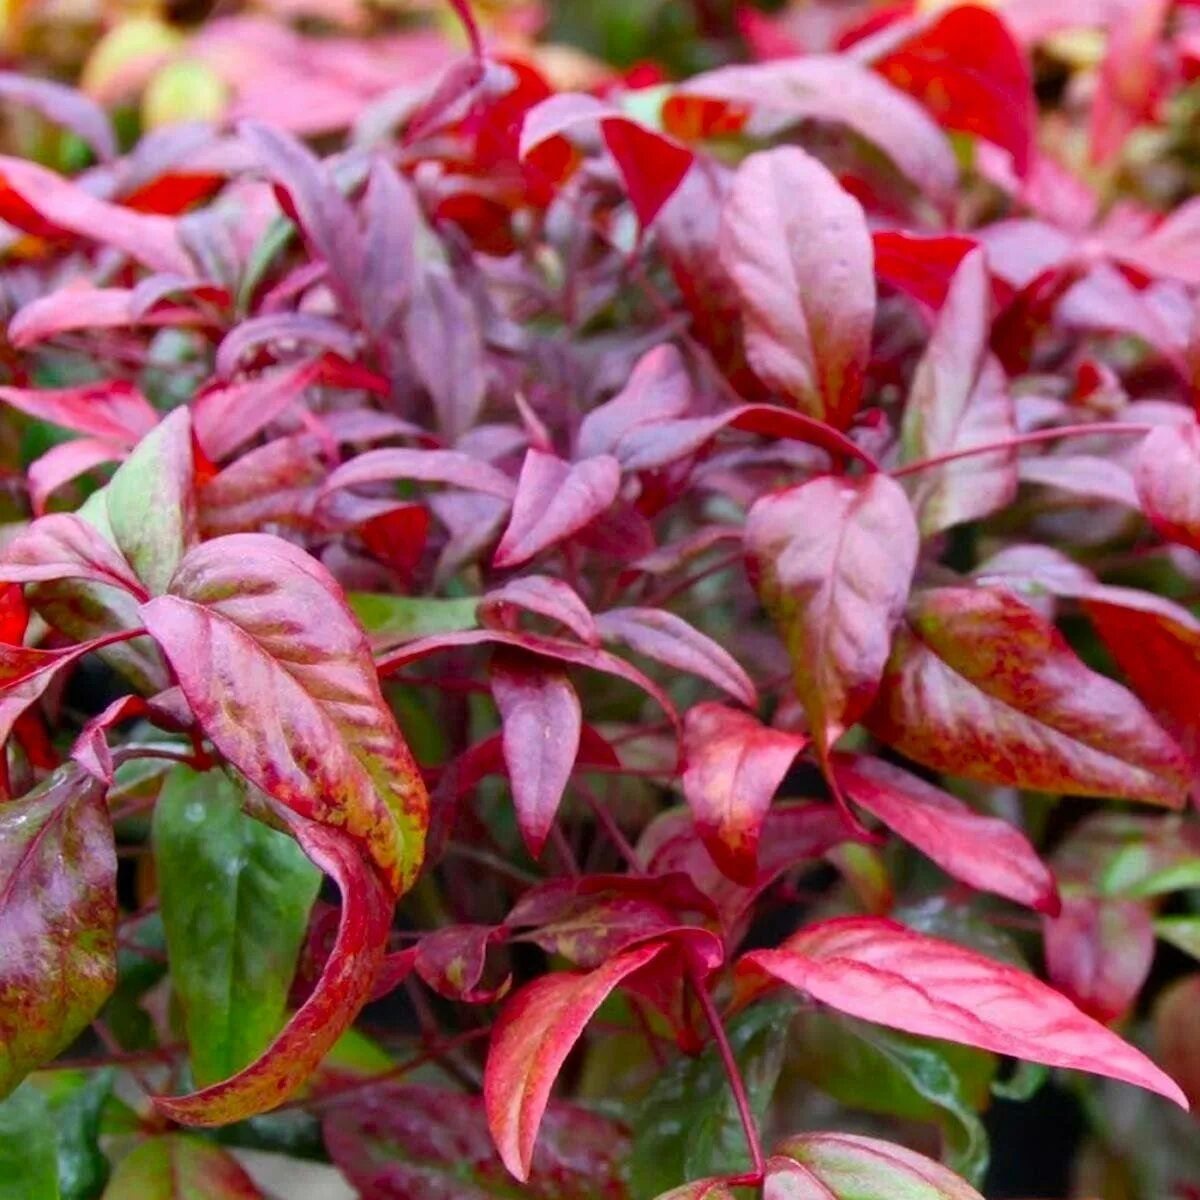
(0, 1084), (59, 1200)
(788, 1010), (994, 1185)
(631, 999), (793, 1197)
(106, 408), (196, 595)
(101, 1135), (264, 1198)
(1155, 915), (1200, 961)
(990, 1059), (1048, 1102)
(154, 765), (320, 1087)
(348, 592), (479, 640)
(33, 1069), (114, 1200)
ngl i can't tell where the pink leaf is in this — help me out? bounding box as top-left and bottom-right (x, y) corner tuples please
(1135, 421), (1200, 551)
(0, 379), (158, 447)
(484, 942), (666, 1182)
(594, 607), (757, 707)
(191, 362), (321, 461)
(70, 695), (151, 786)
(480, 576), (599, 646)
(490, 649), (582, 858)
(154, 816), (393, 1125)
(1044, 894), (1155, 1024)
(0, 513), (146, 596)
(9, 285), (201, 348)
(738, 916), (1187, 1107)
(720, 147), (875, 430)
(682, 702), (807, 885)
(831, 753), (1059, 914)
(745, 473), (918, 760)
(322, 447), (516, 502)
(28, 439), (124, 516)
(493, 449), (620, 568)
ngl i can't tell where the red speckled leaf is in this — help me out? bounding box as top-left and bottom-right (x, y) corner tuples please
(745, 473), (918, 761)
(1135, 422), (1200, 551)
(100, 1134), (265, 1198)
(0, 767), (116, 1096)
(720, 147), (874, 429)
(867, 585), (1190, 806)
(493, 449), (620, 569)
(900, 248), (1016, 536)
(870, 5), (1036, 177)
(738, 916), (1187, 1107)
(595, 608), (756, 708)
(485, 942), (666, 1182)
(1044, 894), (1155, 1024)
(325, 1083), (630, 1200)
(765, 1136), (983, 1199)
(831, 753), (1058, 914)
(681, 702), (807, 885)
(671, 55), (957, 200)
(490, 649), (582, 858)
(0, 380), (157, 447)
(154, 814), (393, 1125)
(139, 533), (427, 894)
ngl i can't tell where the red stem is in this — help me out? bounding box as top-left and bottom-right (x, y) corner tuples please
(890, 422), (1153, 480)
(691, 970), (765, 1182)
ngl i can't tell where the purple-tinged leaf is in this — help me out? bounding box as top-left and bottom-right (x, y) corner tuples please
(672, 56), (957, 200)
(359, 157), (420, 338)
(191, 361), (320, 461)
(155, 814), (392, 1126)
(70, 694), (152, 785)
(216, 313), (359, 379)
(413, 924), (509, 1003)
(28, 439), (124, 516)
(1018, 453), (1139, 508)
(738, 916), (1186, 1106)
(0, 767), (116, 1096)
(720, 147), (874, 429)
(0, 380), (157, 447)
(682, 702), (808, 885)
(490, 649), (582, 858)
(1135, 422), (1200, 551)
(0, 513), (146, 596)
(745, 474), (917, 761)
(900, 249), (1017, 536)
(595, 607), (756, 708)
(323, 447), (516, 502)
(867, 585), (1190, 807)
(139, 533), (428, 894)
(578, 344), (692, 461)
(1044, 894), (1154, 1024)
(8, 285), (201, 348)
(0, 72), (115, 160)
(484, 942), (666, 1182)
(325, 1083), (630, 1200)
(493, 450), (620, 568)
(831, 753), (1059, 914)
(199, 435), (326, 538)
(480, 576), (598, 646)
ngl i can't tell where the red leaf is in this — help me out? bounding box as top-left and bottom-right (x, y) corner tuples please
(191, 362), (321, 461)
(1135, 421), (1200, 551)
(414, 924), (509, 1003)
(199, 435), (326, 538)
(0, 155), (191, 272)
(745, 473), (918, 760)
(155, 815), (393, 1125)
(484, 942), (666, 1182)
(1044, 894), (1155, 1024)
(594, 607), (757, 707)
(682, 702), (808, 884)
(720, 147), (875, 429)
(28, 439), (124, 516)
(325, 1084), (629, 1200)
(139, 533), (428, 895)
(900, 248), (1017, 535)
(577, 344), (693, 460)
(831, 753), (1059, 914)
(490, 649), (583, 858)
(480, 576), (599, 646)
(493, 449), (620, 568)
(867, 585), (1190, 807)
(0, 767), (116, 1094)
(671, 56), (957, 199)
(0, 379), (158, 447)
(0, 584), (27, 646)
(1116, 199), (1200, 287)
(872, 230), (978, 310)
(738, 916), (1187, 1107)
(870, 5), (1036, 177)
(70, 695), (152, 786)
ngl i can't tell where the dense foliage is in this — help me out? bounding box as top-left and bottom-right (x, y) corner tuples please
(4, 0), (1200, 1196)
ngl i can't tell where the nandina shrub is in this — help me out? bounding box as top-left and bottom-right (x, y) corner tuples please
(4, 1), (1200, 1197)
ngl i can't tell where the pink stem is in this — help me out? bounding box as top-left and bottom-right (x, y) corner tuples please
(890, 422), (1153, 480)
